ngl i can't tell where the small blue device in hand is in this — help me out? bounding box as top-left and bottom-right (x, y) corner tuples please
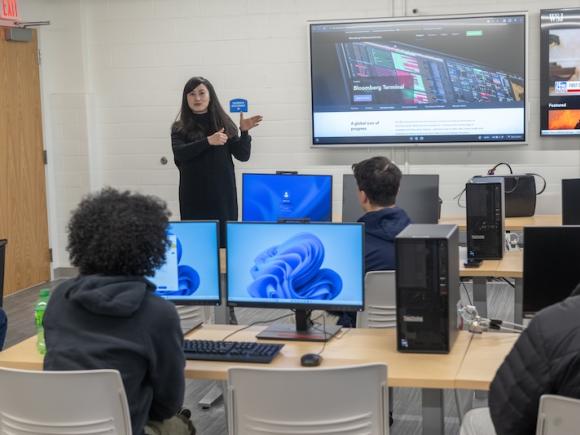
(229, 98), (248, 113)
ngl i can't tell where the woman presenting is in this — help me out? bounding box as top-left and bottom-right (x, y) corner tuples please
(171, 77), (262, 246)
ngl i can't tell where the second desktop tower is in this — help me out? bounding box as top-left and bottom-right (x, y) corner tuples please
(466, 178), (505, 260)
(395, 224), (459, 353)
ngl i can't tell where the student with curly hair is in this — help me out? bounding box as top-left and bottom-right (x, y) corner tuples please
(171, 76), (262, 246)
(43, 188), (195, 435)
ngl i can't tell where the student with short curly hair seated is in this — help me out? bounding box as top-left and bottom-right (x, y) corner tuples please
(43, 188), (195, 435)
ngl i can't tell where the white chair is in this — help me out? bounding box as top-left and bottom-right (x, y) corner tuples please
(227, 364), (389, 435)
(536, 394), (580, 435)
(0, 367), (131, 435)
(459, 407), (496, 435)
(357, 271), (396, 328)
(357, 271), (396, 420)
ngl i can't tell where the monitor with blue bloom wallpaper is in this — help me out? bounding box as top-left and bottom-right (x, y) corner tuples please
(226, 222), (364, 341)
(242, 173), (332, 222)
(149, 221), (221, 306)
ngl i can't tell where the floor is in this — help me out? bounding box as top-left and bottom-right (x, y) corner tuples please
(3, 278), (514, 434)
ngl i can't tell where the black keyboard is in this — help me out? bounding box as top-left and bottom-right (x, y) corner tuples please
(182, 339), (284, 364)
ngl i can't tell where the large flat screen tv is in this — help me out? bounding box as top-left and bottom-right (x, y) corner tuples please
(540, 8), (580, 136)
(310, 13), (527, 146)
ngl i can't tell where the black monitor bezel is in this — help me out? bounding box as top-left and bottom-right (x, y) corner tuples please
(225, 221), (365, 312)
(241, 172), (334, 222)
(562, 178), (580, 225)
(523, 225), (580, 314)
(151, 220), (221, 306)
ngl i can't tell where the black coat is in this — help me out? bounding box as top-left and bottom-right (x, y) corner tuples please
(43, 275), (185, 435)
(489, 291), (580, 435)
(171, 115), (251, 246)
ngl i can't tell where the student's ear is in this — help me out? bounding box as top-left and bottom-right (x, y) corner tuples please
(357, 189), (368, 207)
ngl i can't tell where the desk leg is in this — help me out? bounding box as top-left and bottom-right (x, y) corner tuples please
(202, 275), (228, 409)
(514, 278), (523, 325)
(422, 388), (444, 435)
(472, 278), (487, 318)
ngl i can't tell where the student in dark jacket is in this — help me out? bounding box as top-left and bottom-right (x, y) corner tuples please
(43, 188), (195, 435)
(487, 282), (580, 435)
(171, 76), (262, 246)
(336, 156), (411, 327)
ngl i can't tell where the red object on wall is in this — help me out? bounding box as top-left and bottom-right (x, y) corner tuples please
(1, 0), (19, 21)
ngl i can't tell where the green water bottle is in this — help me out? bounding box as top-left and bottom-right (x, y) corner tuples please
(34, 288), (50, 355)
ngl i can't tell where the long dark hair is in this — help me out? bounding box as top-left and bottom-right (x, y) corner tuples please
(172, 76), (237, 140)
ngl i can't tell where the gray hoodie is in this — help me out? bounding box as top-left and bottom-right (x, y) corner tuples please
(43, 275), (185, 435)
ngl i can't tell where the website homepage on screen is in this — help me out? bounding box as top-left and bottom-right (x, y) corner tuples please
(310, 15), (526, 145)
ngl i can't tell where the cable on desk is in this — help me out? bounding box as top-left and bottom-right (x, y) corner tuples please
(220, 312), (294, 342)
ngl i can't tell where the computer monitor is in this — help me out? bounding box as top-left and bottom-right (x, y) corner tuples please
(562, 179), (580, 225)
(342, 174), (439, 223)
(226, 222), (364, 341)
(523, 226), (580, 314)
(242, 173), (332, 222)
(149, 221), (221, 309)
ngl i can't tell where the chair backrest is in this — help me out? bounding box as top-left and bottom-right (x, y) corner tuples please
(536, 394), (580, 435)
(0, 367), (132, 435)
(227, 363), (389, 435)
(357, 271), (396, 328)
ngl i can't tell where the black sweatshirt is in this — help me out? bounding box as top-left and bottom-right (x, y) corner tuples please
(43, 275), (185, 435)
(171, 113), (251, 246)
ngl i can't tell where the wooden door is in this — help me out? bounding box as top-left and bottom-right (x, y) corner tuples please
(0, 27), (50, 297)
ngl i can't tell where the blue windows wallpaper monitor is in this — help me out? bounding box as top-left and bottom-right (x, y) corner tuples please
(242, 173), (332, 222)
(226, 222), (364, 340)
(310, 13), (527, 146)
(149, 221), (220, 305)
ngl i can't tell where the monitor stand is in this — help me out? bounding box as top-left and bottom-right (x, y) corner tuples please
(256, 309), (341, 342)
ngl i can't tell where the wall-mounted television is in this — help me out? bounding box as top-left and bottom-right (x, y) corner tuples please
(310, 13), (527, 146)
(540, 8), (580, 136)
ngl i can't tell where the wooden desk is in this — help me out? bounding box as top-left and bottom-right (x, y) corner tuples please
(459, 250), (522, 279)
(0, 326), (472, 389)
(182, 325), (470, 389)
(455, 332), (518, 391)
(439, 214), (561, 231)
(0, 326), (473, 435)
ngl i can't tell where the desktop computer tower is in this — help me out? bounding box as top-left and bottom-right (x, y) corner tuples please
(562, 179), (580, 225)
(466, 178), (505, 260)
(395, 224), (459, 353)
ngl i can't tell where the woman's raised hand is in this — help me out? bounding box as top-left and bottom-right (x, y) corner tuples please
(208, 128), (228, 146)
(240, 113), (263, 132)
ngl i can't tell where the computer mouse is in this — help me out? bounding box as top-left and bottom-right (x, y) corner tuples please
(300, 353), (322, 367)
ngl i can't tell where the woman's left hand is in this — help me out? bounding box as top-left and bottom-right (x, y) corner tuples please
(240, 113), (263, 132)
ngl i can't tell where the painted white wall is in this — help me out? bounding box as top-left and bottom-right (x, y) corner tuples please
(19, 0), (580, 268)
